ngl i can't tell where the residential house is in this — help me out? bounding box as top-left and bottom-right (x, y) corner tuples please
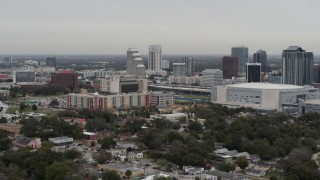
(252, 161), (273, 172)
(106, 148), (126, 156)
(116, 142), (138, 150)
(246, 168), (266, 177)
(233, 152), (251, 160)
(98, 162), (144, 178)
(205, 169), (247, 180)
(127, 152), (144, 160)
(12, 136), (41, 149)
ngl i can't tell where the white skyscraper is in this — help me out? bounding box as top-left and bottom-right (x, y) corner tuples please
(148, 45), (162, 71)
(127, 48), (146, 77)
(201, 69), (223, 87)
(162, 60), (170, 69)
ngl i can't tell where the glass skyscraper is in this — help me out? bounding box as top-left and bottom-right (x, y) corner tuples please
(182, 56), (194, 76)
(253, 50), (268, 73)
(231, 46), (249, 75)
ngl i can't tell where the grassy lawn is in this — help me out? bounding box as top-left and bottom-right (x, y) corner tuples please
(265, 171), (283, 180)
(6, 107), (60, 118)
(5, 107), (35, 114)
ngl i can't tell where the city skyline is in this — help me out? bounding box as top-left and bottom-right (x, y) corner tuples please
(0, 0), (319, 55)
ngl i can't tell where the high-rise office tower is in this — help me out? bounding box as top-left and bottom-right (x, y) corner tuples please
(313, 64), (320, 84)
(46, 57), (57, 67)
(282, 46), (313, 86)
(246, 63), (261, 82)
(231, 46), (249, 75)
(2, 56), (12, 63)
(173, 63), (186, 76)
(222, 56), (238, 79)
(127, 48), (146, 77)
(148, 45), (162, 71)
(253, 50), (268, 73)
(182, 57), (194, 76)
(162, 60), (170, 69)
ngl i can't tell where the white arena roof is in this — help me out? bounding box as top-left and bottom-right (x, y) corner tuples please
(225, 83), (304, 90)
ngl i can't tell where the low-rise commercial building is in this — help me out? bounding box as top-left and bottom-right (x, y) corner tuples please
(13, 70), (36, 83)
(100, 76), (147, 94)
(168, 76), (200, 85)
(201, 69), (223, 87)
(299, 99), (320, 114)
(49, 137), (73, 146)
(51, 70), (79, 91)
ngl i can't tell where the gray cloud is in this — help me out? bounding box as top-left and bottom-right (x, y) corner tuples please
(0, 0), (319, 55)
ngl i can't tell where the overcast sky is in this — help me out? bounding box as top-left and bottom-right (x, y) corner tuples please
(0, 0), (319, 55)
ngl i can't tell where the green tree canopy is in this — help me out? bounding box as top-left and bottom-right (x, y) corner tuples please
(235, 156), (248, 171)
(99, 137), (116, 149)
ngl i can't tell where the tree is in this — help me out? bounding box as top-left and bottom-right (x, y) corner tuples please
(236, 156), (248, 171)
(49, 99), (60, 108)
(188, 121), (203, 132)
(156, 158), (168, 166)
(64, 149), (82, 160)
(19, 102), (27, 111)
(90, 141), (96, 147)
(269, 176), (278, 180)
(0, 137), (11, 151)
(4, 164), (27, 180)
(99, 137), (116, 149)
(86, 118), (107, 131)
(32, 104), (38, 111)
(93, 151), (112, 164)
(219, 162), (236, 172)
(0, 117), (6, 123)
(153, 118), (172, 130)
(9, 86), (19, 98)
(125, 170), (132, 179)
(172, 123), (181, 130)
(102, 170), (121, 180)
(45, 162), (71, 180)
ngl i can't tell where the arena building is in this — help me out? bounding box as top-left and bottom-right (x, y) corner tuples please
(211, 83), (319, 113)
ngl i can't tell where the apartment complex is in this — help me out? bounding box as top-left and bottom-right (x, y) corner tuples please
(127, 48), (146, 77)
(282, 46), (313, 86)
(66, 91), (174, 109)
(148, 45), (162, 71)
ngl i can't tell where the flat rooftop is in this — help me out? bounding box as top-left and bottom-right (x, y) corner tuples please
(225, 83), (304, 90)
(302, 99), (320, 105)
